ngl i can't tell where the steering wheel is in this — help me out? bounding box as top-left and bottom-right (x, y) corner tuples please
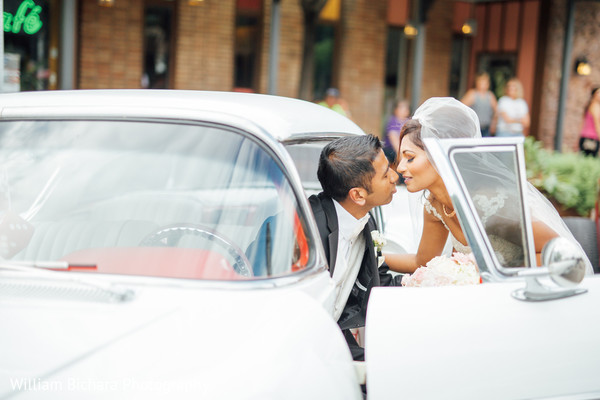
(140, 223), (253, 277)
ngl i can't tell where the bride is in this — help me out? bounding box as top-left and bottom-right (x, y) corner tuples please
(385, 97), (594, 275)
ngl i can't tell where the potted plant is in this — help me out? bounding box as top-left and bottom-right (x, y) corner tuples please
(524, 137), (600, 218)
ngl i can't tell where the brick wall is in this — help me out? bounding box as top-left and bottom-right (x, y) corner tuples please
(79, 0), (235, 90)
(79, 0), (144, 89)
(338, 0), (387, 136)
(420, 0), (453, 103)
(174, 1), (235, 90)
(258, 0), (391, 135)
(76, 0), (461, 136)
(77, 0), (394, 134)
(538, 0), (600, 151)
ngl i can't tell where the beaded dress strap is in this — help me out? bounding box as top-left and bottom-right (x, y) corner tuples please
(424, 197), (472, 254)
(423, 197), (450, 232)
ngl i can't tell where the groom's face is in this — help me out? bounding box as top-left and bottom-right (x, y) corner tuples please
(363, 150), (399, 208)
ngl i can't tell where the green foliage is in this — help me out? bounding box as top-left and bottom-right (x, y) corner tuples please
(524, 137), (600, 216)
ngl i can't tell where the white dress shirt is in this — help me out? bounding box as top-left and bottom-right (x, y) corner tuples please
(332, 200), (370, 321)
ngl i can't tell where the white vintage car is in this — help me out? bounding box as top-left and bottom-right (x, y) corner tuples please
(0, 90), (598, 400)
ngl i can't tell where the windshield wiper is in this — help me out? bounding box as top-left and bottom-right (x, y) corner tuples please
(0, 261), (135, 302)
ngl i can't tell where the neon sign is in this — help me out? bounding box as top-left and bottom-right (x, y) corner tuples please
(3, 0), (44, 35)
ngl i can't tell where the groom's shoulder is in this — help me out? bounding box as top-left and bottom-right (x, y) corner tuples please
(308, 192), (328, 209)
(308, 192), (334, 220)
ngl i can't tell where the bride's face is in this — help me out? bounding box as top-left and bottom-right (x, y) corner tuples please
(397, 135), (439, 192)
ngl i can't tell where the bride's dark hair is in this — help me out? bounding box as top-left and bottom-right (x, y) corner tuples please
(398, 119), (424, 153)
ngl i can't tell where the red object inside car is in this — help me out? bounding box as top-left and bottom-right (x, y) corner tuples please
(61, 247), (243, 280)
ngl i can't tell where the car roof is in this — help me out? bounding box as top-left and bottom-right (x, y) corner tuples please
(0, 90), (365, 141)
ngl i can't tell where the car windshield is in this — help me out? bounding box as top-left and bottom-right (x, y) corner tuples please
(0, 120), (310, 280)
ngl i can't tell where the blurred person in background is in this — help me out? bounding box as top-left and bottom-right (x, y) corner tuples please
(383, 99), (410, 163)
(495, 78), (530, 137)
(578, 87), (600, 157)
(461, 72), (497, 137)
(318, 88), (352, 119)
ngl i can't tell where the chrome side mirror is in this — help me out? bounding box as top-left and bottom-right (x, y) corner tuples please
(543, 237), (587, 287)
(512, 237), (588, 301)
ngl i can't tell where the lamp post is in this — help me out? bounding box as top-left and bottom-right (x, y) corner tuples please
(409, 0), (427, 114)
(554, 0), (575, 152)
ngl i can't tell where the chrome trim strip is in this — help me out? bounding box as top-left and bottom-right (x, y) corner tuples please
(281, 132), (360, 144)
(514, 138), (538, 269)
(47, 264), (332, 292)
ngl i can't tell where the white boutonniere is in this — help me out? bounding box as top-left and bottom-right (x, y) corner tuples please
(371, 230), (386, 253)
(371, 230), (386, 267)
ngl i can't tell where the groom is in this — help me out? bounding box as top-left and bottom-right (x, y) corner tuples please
(310, 134), (402, 361)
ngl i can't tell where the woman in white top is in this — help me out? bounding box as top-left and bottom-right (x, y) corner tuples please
(495, 78), (530, 137)
(384, 97), (594, 275)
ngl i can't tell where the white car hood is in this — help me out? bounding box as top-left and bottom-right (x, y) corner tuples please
(1, 282), (360, 399)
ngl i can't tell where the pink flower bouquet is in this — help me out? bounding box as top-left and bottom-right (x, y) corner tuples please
(401, 252), (481, 287)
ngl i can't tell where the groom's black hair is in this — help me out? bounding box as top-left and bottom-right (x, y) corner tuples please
(317, 134), (382, 201)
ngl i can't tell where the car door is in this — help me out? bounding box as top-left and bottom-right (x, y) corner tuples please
(366, 137), (600, 399)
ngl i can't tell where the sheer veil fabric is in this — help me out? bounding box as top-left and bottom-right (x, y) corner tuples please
(406, 97), (594, 275)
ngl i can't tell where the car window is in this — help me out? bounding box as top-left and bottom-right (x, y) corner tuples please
(450, 147), (531, 269)
(0, 120), (311, 280)
(285, 142), (326, 194)
(285, 139), (387, 231)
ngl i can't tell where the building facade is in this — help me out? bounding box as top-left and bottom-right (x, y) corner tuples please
(2, 0), (600, 150)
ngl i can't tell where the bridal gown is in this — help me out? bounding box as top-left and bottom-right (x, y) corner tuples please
(423, 197), (525, 267)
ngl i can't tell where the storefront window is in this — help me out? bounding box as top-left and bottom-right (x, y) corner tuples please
(313, 24), (335, 101)
(449, 34), (469, 99)
(313, 0), (340, 102)
(234, 0), (262, 92)
(142, 2), (174, 89)
(478, 53), (517, 98)
(3, 0), (54, 92)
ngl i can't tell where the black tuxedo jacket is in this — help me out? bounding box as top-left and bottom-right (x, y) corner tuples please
(309, 192), (400, 360)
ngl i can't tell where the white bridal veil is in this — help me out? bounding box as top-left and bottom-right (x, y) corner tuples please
(408, 97), (594, 275)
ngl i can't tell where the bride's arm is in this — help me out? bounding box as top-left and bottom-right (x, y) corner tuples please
(416, 211), (450, 267)
(384, 253), (418, 273)
(385, 210), (449, 273)
(532, 220), (559, 265)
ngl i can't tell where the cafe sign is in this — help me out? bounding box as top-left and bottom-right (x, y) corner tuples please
(3, 0), (44, 35)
